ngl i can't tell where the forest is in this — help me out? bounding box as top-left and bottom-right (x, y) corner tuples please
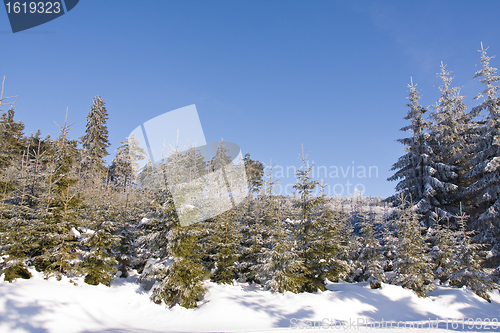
(1, 44), (500, 309)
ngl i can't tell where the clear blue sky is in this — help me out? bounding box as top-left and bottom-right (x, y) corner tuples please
(1, 0), (500, 197)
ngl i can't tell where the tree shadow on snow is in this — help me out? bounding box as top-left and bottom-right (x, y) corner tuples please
(224, 285), (315, 328)
(0, 293), (54, 333)
(326, 282), (500, 332)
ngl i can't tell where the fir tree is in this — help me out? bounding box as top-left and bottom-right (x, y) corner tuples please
(292, 146), (323, 292)
(36, 112), (82, 279)
(206, 141), (241, 284)
(428, 63), (473, 224)
(81, 213), (119, 286)
(81, 96), (110, 183)
(388, 196), (434, 297)
(152, 223), (208, 308)
(387, 79), (445, 227)
(109, 134), (146, 189)
(428, 217), (457, 284)
(448, 207), (498, 302)
(243, 152), (264, 195)
(258, 163), (305, 293)
(463, 44), (500, 255)
(355, 206), (385, 288)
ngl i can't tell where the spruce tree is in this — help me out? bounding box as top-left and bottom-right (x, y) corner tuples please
(81, 96), (110, 183)
(206, 141), (241, 284)
(428, 217), (458, 284)
(448, 207), (498, 302)
(152, 223), (208, 308)
(243, 152), (264, 195)
(428, 63), (473, 224)
(292, 146), (323, 292)
(253, 163), (301, 293)
(387, 79), (445, 227)
(388, 195), (434, 297)
(109, 134), (146, 189)
(0, 108), (25, 174)
(463, 44), (500, 255)
(81, 213), (119, 286)
(355, 207), (385, 288)
(36, 113), (83, 279)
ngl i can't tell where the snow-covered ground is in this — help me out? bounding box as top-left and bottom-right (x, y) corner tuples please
(0, 269), (499, 333)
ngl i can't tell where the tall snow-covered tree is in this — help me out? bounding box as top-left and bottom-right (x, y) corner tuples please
(81, 96), (110, 182)
(292, 146), (324, 292)
(463, 44), (500, 255)
(205, 141), (241, 284)
(387, 79), (446, 227)
(428, 63), (474, 224)
(243, 152), (264, 195)
(109, 134), (146, 189)
(36, 113), (83, 280)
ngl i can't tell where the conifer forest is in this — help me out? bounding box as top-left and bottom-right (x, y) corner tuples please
(2, 44), (500, 311)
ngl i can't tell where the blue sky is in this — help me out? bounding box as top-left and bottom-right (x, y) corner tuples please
(1, 0), (500, 197)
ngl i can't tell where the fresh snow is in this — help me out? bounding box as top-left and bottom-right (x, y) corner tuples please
(0, 269), (499, 333)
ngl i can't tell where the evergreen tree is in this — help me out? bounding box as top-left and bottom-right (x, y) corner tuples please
(243, 152), (264, 195)
(428, 63), (473, 224)
(463, 44), (500, 254)
(388, 196), (434, 297)
(0, 108), (25, 174)
(36, 113), (83, 279)
(81, 213), (119, 286)
(292, 146), (323, 292)
(152, 223), (208, 308)
(109, 134), (146, 189)
(387, 79), (445, 227)
(206, 141), (241, 284)
(355, 207), (385, 288)
(428, 217), (457, 284)
(311, 197), (350, 285)
(81, 96), (110, 183)
(252, 163), (302, 293)
(448, 208), (498, 302)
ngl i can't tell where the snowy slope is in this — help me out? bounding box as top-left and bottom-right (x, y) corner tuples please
(0, 269), (499, 333)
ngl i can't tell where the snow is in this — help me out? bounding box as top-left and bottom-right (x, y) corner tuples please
(70, 227), (81, 239)
(0, 269), (499, 333)
(137, 218), (151, 227)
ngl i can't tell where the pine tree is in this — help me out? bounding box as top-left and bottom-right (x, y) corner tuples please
(152, 223), (208, 308)
(109, 134), (146, 189)
(81, 96), (110, 183)
(81, 213), (119, 286)
(463, 44), (500, 255)
(355, 206), (385, 288)
(254, 163), (302, 293)
(243, 152), (264, 195)
(448, 207), (498, 302)
(0, 108), (25, 174)
(310, 197), (350, 285)
(36, 112), (83, 279)
(428, 217), (457, 284)
(292, 146), (324, 292)
(388, 196), (434, 297)
(387, 79), (445, 227)
(206, 141), (241, 284)
(428, 63), (473, 224)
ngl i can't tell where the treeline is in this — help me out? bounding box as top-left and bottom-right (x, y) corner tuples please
(0, 43), (500, 309)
